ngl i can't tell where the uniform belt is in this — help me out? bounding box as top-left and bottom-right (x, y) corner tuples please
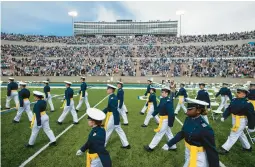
(11, 90), (17, 92)
(185, 141), (205, 167)
(232, 114), (246, 132)
(23, 98), (29, 101)
(147, 93), (150, 102)
(104, 112), (113, 130)
(30, 111), (46, 128)
(86, 152), (99, 167)
(154, 116), (168, 132)
(179, 96), (184, 104)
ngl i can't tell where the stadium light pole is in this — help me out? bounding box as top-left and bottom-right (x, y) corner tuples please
(176, 10), (185, 37)
(68, 11), (78, 36)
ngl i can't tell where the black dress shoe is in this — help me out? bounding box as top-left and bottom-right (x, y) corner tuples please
(50, 110), (54, 112)
(141, 124), (147, 127)
(73, 122), (79, 125)
(49, 142), (57, 146)
(25, 144), (33, 148)
(243, 147), (252, 152)
(76, 109), (79, 112)
(123, 123), (128, 126)
(5, 108), (10, 110)
(121, 145), (131, 149)
(57, 121), (62, 125)
(218, 147), (229, 155)
(144, 145), (153, 152)
(126, 112), (128, 115)
(12, 120), (19, 123)
(140, 112), (145, 115)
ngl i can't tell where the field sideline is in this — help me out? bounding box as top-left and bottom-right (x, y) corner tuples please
(1, 88), (255, 167)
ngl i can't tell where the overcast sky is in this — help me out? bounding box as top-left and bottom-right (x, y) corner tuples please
(1, 1), (255, 36)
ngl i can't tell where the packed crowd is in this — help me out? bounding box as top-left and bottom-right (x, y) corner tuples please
(2, 30), (255, 44)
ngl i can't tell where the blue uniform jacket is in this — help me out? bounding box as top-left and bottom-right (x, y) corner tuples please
(196, 89), (211, 108)
(148, 93), (157, 111)
(152, 97), (175, 127)
(80, 126), (112, 167)
(44, 85), (50, 98)
(33, 100), (47, 126)
(175, 87), (188, 98)
(167, 116), (219, 167)
(103, 94), (120, 125)
(18, 88), (30, 107)
(7, 82), (18, 96)
(65, 87), (74, 106)
(144, 84), (151, 96)
(79, 82), (87, 97)
(248, 89), (255, 100)
(215, 87), (232, 100)
(117, 88), (124, 109)
(223, 98), (255, 129)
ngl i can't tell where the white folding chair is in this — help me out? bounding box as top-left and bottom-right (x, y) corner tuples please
(245, 126), (255, 144)
(211, 109), (222, 121)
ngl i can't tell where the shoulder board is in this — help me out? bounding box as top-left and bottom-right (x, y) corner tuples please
(111, 97), (114, 99)
(201, 123), (207, 128)
(93, 132), (97, 136)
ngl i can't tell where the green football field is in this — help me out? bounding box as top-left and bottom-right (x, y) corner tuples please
(1, 87), (254, 167)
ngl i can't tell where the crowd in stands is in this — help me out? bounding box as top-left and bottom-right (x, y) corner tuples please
(2, 30), (255, 44)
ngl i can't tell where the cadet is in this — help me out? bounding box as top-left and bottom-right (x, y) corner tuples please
(248, 83), (255, 109)
(57, 81), (79, 125)
(144, 87), (177, 152)
(141, 87), (159, 127)
(43, 81), (54, 112)
(76, 77), (90, 112)
(116, 81), (128, 125)
(76, 108), (112, 167)
(5, 77), (19, 109)
(219, 88), (255, 154)
(170, 80), (176, 99)
(215, 83), (232, 112)
(13, 82), (33, 123)
(103, 84), (130, 149)
(174, 83), (188, 115)
(140, 78), (153, 115)
(196, 83), (211, 124)
(25, 91), (56, 147)
(163, 98), (219, 167)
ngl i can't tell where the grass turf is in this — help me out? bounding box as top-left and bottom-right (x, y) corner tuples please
(1, 88), (255, 167)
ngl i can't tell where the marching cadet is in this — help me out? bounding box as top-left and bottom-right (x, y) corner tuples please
(5, 77), (19, 109)
(140, 78), (153, 115)
(141, 87), (159, 127)
(174, 83), (188, 115)
(248, 83), (255, 109)
(170, 80), (176, 99)
(13, 82), (33, 123)
(57, 81), (79, 125)
(25, 91), (56, 147)
(144, 87), (177, 152)
(196, 83), (211, 124)
(76, 108), (112, 167)
(219, 87), (255, 154)
(76, 77), (90, 112)
(116, 81), (128, 125)
(162, 98), (220, 167)
(215, 82), (233, 112)
(103, 84), (131, 149)
(43, 81), (54, 112)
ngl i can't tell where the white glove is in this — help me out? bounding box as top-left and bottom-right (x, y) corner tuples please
(221, 117), (225, 122)
(207, 108), (211, 111)
(61, 100), (64, 102)
(76, 150), (84, 156)
(248, 128), (255, 133)
(162, 144), (169, 151)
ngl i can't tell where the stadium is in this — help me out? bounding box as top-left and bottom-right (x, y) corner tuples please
(1, 1), (255, 167)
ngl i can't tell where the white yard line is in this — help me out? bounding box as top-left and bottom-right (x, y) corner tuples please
(19, 95), (109, 167)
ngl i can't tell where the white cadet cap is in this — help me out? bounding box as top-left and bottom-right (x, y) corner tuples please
(87, 108), (106, 121)
(81, 77), (86, 79)
(147, 78), (153, 82)
(19, 81), (27, 85)
(117, 81), (123, 84)
(186, 98), (209, 109)
(33, 91), (44, 97)
(161, 86), (171, 91)
(237, 87), (249, 94)
(9, 77), (14, 80)
(42, 81), (49, 83)
(107, 84), (117, 89)
(64, 81), (72, 85)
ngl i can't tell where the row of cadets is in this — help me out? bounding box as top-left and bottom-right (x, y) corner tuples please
(196, 83), (211, 124)
(42, 81), (55, 112)
(103, 84), (131, 149)
(248, 82), (255, 108)
(76, 77), (91, 112)
(76, 108), (112, 167)
(26, 91), (57, 147)
(219, 87), (255, 154)
(163, 98), (220, 167)
(141, 86), (159, 127)
(215, 82), (233, 112)
(144, 86), (177, 152)
(57, 81), (79, 125)
(116, 81), (129, 125)
(13, 82), (33, 123)
(5, 77), (19, 109)
(174, 83), (188, 115)
(140, 78), (153, 115)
